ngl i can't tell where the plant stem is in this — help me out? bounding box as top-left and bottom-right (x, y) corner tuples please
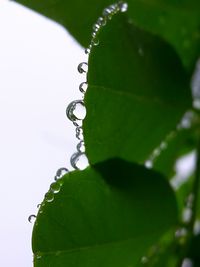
(177, 137), (200, 267)
(189, 137), (200, 232)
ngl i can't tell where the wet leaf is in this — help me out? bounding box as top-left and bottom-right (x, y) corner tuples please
(33, 158), (177, 267)
(83, 15), (191, 165)
(13, 0), (200, 70)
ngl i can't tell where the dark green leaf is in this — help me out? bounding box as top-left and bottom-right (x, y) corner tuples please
(33, 158), (177, 267)
(127, 0), (200, 71)
(12, 0), (111, 47)
(83, 15), (191, 165)
(13, 0), (200, 70)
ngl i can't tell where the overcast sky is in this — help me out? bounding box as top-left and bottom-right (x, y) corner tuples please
(0, 1), (85, 266)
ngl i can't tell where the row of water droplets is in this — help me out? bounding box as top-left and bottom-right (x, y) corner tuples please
(29, 1), (128, 224)
(66, 1), (128, 170)
(28, 168), (69, 223)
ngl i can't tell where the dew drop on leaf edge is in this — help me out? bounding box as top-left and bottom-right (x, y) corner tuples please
(77, 62), (88, 74)
(66, 100), (86, 122)
(28, 214), (36, 223)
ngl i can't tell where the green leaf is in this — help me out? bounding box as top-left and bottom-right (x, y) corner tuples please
(153, 128), (195, 178)
(13, 0), (200, 70)
(127, 0), (200, 71)
(33, 158), (177, 267)
(12, 0), (111, 47)
(83, 15), (191, 165)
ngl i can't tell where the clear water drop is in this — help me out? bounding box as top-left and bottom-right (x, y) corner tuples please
(97, 16), (107, 26)
(77, 141), (85, 153)
(93, 23), (100, 32)
(76, 126), (84, 140)
(85, 47), (91, 55)
(175, 227), (187, 238)
(182, 258), (193, 267)
(185, 194), (194, 208)
(160, 141), (167, 150)
(45, 191), (54, 203)
(118, 2), (128, 12)
(35, 252), (42, 260)
(66, 100), (86, 123)
(73, 120), (83, 127)
(103, 7), (112, 17)
(37, 204), (41, 209)
(175, 227), (188, 245)
(145, 160), (153, 169)
(77, 62), (88, 74)
(194, 220), (200, 235)
(50, 182), (61, 194)
(55, 167), (69, 181)
(141, 256), (149, 264)
(91, 35), (99, 46)
(182, 208), (192, 223)
(70, 152), (89, 170)
(28, 214), (36, 223)
(79, 82), (88, 94)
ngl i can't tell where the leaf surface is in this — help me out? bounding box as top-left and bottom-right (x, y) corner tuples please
(83, 15), (191, 165)
(13, 0), (200, 70)
(33, 158), (177, 267)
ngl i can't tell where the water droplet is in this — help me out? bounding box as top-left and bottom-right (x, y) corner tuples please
(79, 82), (88, 94)
(182, 258), (193, 267)
(97, 16), (107, 26)
(175, 228), (187, 238)
(193, 99), (200, 109)
(118, 2), (128, 12)
(50, 182), (61, 194)
(70, 152), (89, 170)
(77, 62), (88, 74)
(185, 194), (194, 208)
(103, 7), (112, 17)
(66, 100), (86, 123)
(91, 35), (99, 46)
(145, 160), (153, 169)
(45, 191), (54, 203)
(141, 256), (149, 264)
(93, 23), (100, 32)
(182, 208), (192, 223)
(55, 167), (69, 181)
(76, 126), (84, 140)
(160, 142), (167, 150)
(37, 204), (41, 209)
(35, 252), (42, 260)
(194, 220), (200, 235)
(85, 47), (91, 55)
(77, 141), (85, 153)
(28, 214), (36, 223)
(175, 227), (188, 245)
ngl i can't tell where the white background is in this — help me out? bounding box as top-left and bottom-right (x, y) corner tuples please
(0, 1), (85, 266)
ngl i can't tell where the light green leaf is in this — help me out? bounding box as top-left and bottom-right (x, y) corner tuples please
(33, 158), (177, 267)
